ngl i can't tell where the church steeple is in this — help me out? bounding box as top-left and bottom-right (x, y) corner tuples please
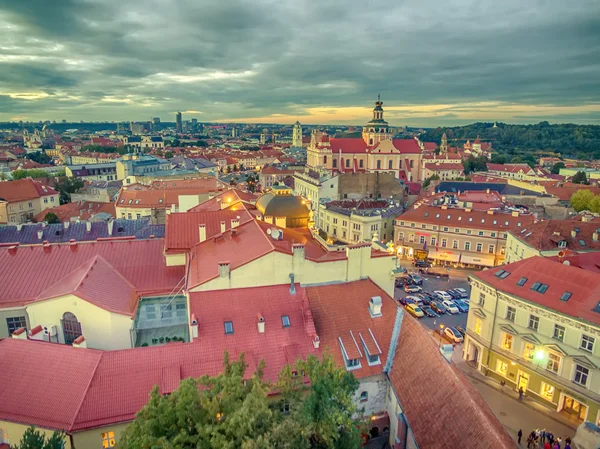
(362, 95), (391, 146)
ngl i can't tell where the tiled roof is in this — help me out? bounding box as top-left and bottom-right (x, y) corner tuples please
(164, 209), (253, 253)
(511, 219), (600, 252)
(148, 178), (221, 191)
(0, 219), (164, 244)
(424, 162), (464, 171)
(0, 238), (184, 308)
(260, 166), (299, 175)
(36, 256), (138, 315)
(329, 138), (368, 154)
(188, 189), (258, 212)
(306, 279), (397, 379)
(33, 201), (116, 222)
(487, 163), (534, 174)
(474, 256), (600, 326)
(0, 178), (57, 202)
(396, 205), (534, 231)
(391, 139), (422, 154)
(544, 185), (600, 201)
(388, 316), (514, 449)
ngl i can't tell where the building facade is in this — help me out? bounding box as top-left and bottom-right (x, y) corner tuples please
(0, 179), (59, 224)
(292, 121), (302, 147)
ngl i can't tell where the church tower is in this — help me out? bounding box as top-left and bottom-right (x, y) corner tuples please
(292, 121), (302, 147)
(440, 132), (448, 154)
(362, 94), (391, 146)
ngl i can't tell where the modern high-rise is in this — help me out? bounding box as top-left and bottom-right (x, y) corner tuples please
(292, 121), (302, 147)
(176, 112), (182, 133)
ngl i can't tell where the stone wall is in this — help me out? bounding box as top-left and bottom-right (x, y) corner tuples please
(338, 172), (405, 201)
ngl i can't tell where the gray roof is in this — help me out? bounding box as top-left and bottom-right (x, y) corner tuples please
(435, 181), (547, 198)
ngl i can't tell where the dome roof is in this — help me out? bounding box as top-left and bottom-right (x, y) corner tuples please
(256, 189), (309, 223)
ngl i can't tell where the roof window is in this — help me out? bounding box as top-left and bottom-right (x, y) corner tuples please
(517, 277), (528, 287)
(495, 269), (510, 279)
(505, 221), (509, 226)
(481, 219), (485, 223)
(224, 321), (234, 334)
(436, 213), (440, 218)
(447, 214), (451, 219)
(560, 292), (572, 302)
(282, 315), (291, 327)
(424, 212), (429, 217)
(531, 283), (549, 294)
(469, 217), (473, 222)
(579, 239), (586, 246)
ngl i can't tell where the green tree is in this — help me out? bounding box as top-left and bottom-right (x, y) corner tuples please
(43, 212), (60, 224)
(462, 156), (488, 174)
(572, 171), (588, 184)
(551, 162), (566, 174)
(11, 426), (66, 449)
(25, 151), (52, 165)
(54, 177), (84, 204)
(570, 190), (595, 211)
(490, 154), (507, 164)
(589, 195), (600, 214)
(422, 174), (440, 188)
(164, 151), (174, 159)
(119, 353), (362, 449)
(12, 169), (49, 180)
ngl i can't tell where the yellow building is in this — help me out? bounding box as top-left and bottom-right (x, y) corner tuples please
(0, 178), (59, 224)
(464, 256), (600, 425)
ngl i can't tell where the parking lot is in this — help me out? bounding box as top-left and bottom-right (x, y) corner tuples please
(393, 271), (472, 342)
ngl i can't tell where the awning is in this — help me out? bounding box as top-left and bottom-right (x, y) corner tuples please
(521, 334), (541, 345)
(460, 253), (496, 267)
(500, 324), (519, 336)
(428, 249), (460, 262)
(473, 308), (487, 319)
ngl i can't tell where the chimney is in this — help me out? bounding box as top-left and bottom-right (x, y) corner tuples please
(464, 208), (472, 213)
(28, 325), (44, 341)
(512, 211), (519, 217)
(257, 314), (265, 333)
(190, 314), (199, 339)
(63, 221), (70, 230)
(37, 230), (43, 240)
(231, 218), (240, 229)
(220, 221), (226, 233)
(369, 296), (383, 318)
(571, 229), (577, 238)
(42, 243), (51, 253)
(72, 335), (87, 348)
(8, 245), (18, 255)
(218, 261), (230, 278)
(108, 219), (114, 235)
(487, 210), (494, 215)
(594, 230), (599, 242)
(292, 243), (305, 260)
(313, 335), (320, 349)
(199, 224), (207, 243)
(86, 221), (92, 232)
(171, 204), (177, 213)
(11, 327), (27, 340)
(16, 224), (22, 232)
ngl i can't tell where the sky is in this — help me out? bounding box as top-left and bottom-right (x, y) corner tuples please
(0, 0), (599, 127)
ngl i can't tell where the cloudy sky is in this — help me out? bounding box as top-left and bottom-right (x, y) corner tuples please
(0, 0), (599, 126)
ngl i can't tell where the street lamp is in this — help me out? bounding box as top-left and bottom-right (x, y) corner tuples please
(439, 324), (445, 348)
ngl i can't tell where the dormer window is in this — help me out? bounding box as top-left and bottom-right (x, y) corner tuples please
(339, 335), (362, 371)
(360, 330), (382, 366)
(558, 241), (567, 248)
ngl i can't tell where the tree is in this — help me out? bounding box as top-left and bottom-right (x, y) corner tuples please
(164, 151), (173, 159)
(11, 426), (65, 449)
(43, 212), (60, 224)
(422, 174), (440, 188)
(462, 156), (488, 174)
(551, 162), (566, 174)
(589, 195), (600, 214)
(118, 353), (363, 449)
(12, 169), (49, 180)
(25, 151), (51, 165)
(570, 190), (595, 211)
(490, 154), (507, 164)
(572, 171), (588, 184)
(54, 177), (84, 204)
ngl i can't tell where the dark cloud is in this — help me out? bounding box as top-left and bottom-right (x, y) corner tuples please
(0, 0), (598, 124)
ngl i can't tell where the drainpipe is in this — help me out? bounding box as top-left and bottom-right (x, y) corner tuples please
(484, 284), (501, 375)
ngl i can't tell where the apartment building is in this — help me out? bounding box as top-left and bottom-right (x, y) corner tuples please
(464, 256), (600, 425)
(0, 179), (59, 224)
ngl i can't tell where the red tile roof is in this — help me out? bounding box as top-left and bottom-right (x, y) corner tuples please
(424, 162), (464, 171)
(474, 256), (600, 326)
(0, 178), (57, 203)
(329, 138), (368, 154)
(392, 139), (422, 154)
(188, 188), (258, 212)
(306, 279), (398, 379)
(33, 201), (116, 222)
(0, 239), (184, 308)
(164, 209), (253, 253)
(388, 316), (514, 449)
(511, 219), (600, 252)
(544, 185), (600, 201)
(487, 163), (534, 174)
(36, 256), (138, 315)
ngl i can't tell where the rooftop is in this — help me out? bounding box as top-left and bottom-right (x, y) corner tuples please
(0, 178), (57, 203)
(511, 219), (600, 252)
(32, 201), (116, 222)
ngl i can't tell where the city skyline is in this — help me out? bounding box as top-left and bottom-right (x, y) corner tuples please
(0, 0), (599, 126)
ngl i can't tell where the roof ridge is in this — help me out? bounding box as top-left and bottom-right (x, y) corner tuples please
(36, 257), (98, 301)
(69, 350), (104, 432)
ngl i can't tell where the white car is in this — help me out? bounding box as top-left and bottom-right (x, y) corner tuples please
(434, 290), (453, 301)
(444, 327), (464, 343)
(455, 288), (469, 298)
(442, 300), (459, 314)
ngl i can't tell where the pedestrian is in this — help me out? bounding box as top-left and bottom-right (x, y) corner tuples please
(519, 386), (524, 401)
(518, 429), (523, 445)
(527, 433), (534, 449)
(564, 439), (571, 449)
(553, 442), (560, 449)
(541, 429), (546, 443)
(544, 441), (551, 449)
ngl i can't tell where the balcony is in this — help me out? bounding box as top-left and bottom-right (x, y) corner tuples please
(131, 295), (189, 347)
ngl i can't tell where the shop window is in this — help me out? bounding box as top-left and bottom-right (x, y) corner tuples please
(496, 360), (508, 376)
(501, 333), (513, 351)
(540, 382), (555, 401)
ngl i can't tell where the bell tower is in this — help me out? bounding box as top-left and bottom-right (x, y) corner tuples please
(362, 94), (391, 146)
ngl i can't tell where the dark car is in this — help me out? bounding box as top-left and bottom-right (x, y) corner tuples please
(454, 300), (469, 313)
(398, 297), (416, 306)
(400, 275), (413, 285)
(416, 293), (431, 306)
(394, 278), (405, 288)
(409, 274), (424, 286)
(423, 307), (438, 317)
(455, 326), (466, 337)
(447, 289), (462, 299)
(412, 260), (430, 268)
(430, 301), (446, 314)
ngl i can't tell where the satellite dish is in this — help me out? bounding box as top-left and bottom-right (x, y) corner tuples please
(271, 229), (281, 239)
(563, 260), (570, 265)
(266, 228), (272, 235)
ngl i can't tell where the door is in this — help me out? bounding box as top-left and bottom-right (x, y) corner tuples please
(561, 396), (588, 422)
(517, 372), (529, 393)
(61, 312), (82, 345)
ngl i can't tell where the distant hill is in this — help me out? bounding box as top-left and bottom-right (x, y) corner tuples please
(419, 122), (600, 159)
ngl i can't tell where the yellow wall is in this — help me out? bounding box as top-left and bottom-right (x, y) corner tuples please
(504, 232), (541, 263)
(116, 206), (154, 220)
(506, 179), (547, 194)
(0, 421), (72, 449)
(26, 294), (133, 350)
(165, 253), (186, 267)
(72, 422), (129, 449)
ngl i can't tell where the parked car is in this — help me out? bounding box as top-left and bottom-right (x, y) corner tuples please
(442, 300), (459, 314)
(394, 278), (405, 288)
(455, 288), (469, 298)
(406, 295), (422, 306)
(423, 306), (438, 317)
(447, 289), (462, 299)
(416, 293), (431, 306)
(430, 301), (446, 314)
(454, 300), (469, 313)
(455, 326), (466, 337)
(406, 304), (425, 318)
(398, 297), (416, 306)
(434, 290), (453, 301)
(409, 274), (424, 285)
(444, 327), (464, 343)
(401, 275), (414, 285)
(412, 260), (431, 268)
(404, 284), (422, 293)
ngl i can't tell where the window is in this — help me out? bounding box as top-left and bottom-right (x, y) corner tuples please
(145, 305), (157, 320)
(376, 160), (381, 169)
(452, 240), (459, 249)
(474, 318), (482, 335)
(553, 324), (565, 341)
(479, 292), (486, 306)
(523, 342), (535, 360)
(430, 236), (436, 245)
(398, 232), (404, 240)
(359, 160), (363, 168)
(531, 282), (549, 293)
(419, 235), (425, 244)
(478, 231), (484, 236)
(101, 431), (116, 448)
(476, 243), (482, 252)
(224, 321), (234, 334)
(541, 382), (555, 401)
(574, 365), (590, 387)
(505, 306), (516, 322)
(345, 158), (350, 168)
(466, 229), (472, 235)
(491, 232), (496, 237)
(560, 292), (572, 302)
(441, 238), (447, 248)
(332, 159), (337, 168)
(43, 199), (47, 204)
(496, 360), (508, 376)
(282, 315), (291, 327)
(558, 240), (567, 248)
(528, 315), (539, 331)
(581, 334), (595, 352)
(6, 316), (27, 336)
(547, 353), (561, 373)
(517, 277), (528, 287)
(176, 302), (186, 318)
(443, 227), (449, 232)
(501, 333), (513, 351)
(409, 234), (414, 242)
(388, 160), (393, 169)
(421, 224), (426, 229)
(465, 241), (471, 250)
(28, 202), (32, 208)
(488, 244), (495, 253)
(359, 391), (368, 402)
(410, 223), (415, 228)
(281, 400), (290, 414)
(495, 269), (511, 279)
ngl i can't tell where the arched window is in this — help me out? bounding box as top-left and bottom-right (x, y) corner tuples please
(388, 160), (393, 169)
(332, 159), (337, 168)
(323, 155), (327, 164)
(376, 160), (381, 169)
(62, 312), (82, 345)
(345, 158), (350, 168)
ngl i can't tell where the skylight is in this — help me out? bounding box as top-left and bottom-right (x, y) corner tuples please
(282, 315), (291, 327)
(495, 269), (510, 279)
(224, 321), (234, 334)
(531, 283), (549, 294)
(560, 292), (572, 302)
(579, 240), (586, 246)
(517, 277), (528, 286)
(424, 212), (429, 217)
(436, 214), (440, 218)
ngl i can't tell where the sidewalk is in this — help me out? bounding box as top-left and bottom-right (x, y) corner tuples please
(397, 259), (480, 280)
